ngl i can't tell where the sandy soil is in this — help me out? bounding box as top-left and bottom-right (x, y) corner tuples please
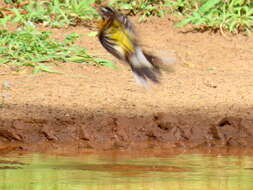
(1, 17), (253, 152)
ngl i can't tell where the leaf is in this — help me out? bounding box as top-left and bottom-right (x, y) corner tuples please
(199, 0), (221, 14)
(34, 64), (63, 74)
(87, 31), (98, 37)
(176, 17), (193, 27)
(66, 56), (90, 63)
(96, 59), (117, 69)
(0, 59), (9, 64)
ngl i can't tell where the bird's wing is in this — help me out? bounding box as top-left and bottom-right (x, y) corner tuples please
(117, 14), (136, 35)
(99, 19), (135, 60)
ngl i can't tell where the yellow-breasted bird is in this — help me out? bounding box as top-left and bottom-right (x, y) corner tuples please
(98, 6), (163, 87)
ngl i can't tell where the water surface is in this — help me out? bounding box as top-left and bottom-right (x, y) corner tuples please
(0, 150), (253, 190)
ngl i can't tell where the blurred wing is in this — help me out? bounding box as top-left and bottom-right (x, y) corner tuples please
(99, 33), (122, 59)
(99, 19), (135, 60)
(117, 14), (136, 35)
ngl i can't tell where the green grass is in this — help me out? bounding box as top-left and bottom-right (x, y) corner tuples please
(109, 0), (253, 34)
(176, 0), (253, 34)
(0, 25), (115, 74)
(0, 0), (116, 73)
(109, 0), (170, 21)
(1, 0), (253, 33)
(0, 0), (98, 28)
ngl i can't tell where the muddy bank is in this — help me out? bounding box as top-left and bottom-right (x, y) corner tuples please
(1, 103), (253, 152)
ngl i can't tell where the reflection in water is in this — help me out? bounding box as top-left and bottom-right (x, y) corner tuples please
(0, 152), (253, 190)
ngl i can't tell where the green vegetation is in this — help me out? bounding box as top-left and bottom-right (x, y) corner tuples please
(109, 0), (169, 21)
(0, 0), (252, 73)
(0, 0), (114, 73)
(0, 25), (114, 73)
(176, 0), (253, 34)
(1, 0), (252, 33)
(1, 0), (98, 28)
(109, 0), (253, 34)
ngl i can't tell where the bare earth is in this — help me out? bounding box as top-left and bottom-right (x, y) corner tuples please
(1, 17), (253, 152)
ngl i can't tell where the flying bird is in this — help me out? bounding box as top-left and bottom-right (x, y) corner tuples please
(98, 6), (168, 87)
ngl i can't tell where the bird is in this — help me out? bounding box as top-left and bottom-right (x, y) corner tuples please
(97, 6), (164, 87)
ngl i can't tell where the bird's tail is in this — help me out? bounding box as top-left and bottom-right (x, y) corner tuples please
(127, 47), (161, 87)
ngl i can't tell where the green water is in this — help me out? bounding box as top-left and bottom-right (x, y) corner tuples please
(0, 152), (253, 190)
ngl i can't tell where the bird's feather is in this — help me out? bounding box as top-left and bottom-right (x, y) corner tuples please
(98, 6), (165, 87)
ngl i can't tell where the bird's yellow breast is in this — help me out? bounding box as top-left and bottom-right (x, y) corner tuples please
(110, 20), (135, 53)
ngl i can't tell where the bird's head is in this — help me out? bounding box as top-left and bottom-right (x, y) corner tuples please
(99, 6), (116, 19)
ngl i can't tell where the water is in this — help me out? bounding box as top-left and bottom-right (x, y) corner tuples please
(0, 151), (253, 190)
